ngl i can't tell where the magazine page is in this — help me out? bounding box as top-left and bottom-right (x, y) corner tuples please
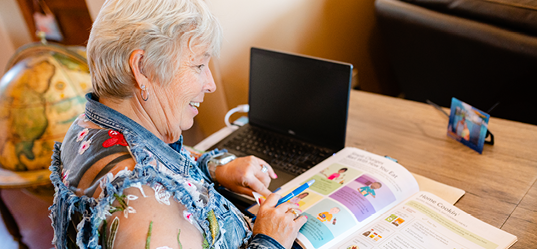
(334, 191), (517, 249)
(268, 147), (420, 249)
(411, 173), (465, 205)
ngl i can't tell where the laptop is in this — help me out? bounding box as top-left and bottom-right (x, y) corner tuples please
(210, 47), (352, 195)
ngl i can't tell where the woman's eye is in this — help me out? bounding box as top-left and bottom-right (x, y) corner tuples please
(197, 64), (205, 70)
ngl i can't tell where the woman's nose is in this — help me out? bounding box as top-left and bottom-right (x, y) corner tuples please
(204, 68), (216, 93)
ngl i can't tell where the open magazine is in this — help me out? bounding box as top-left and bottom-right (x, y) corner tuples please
(247, 147), (517, 249)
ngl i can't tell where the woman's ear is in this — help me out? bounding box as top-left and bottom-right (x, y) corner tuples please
(129, 49), (149, 89)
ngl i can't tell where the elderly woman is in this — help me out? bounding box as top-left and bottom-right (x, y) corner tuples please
(48, 0), (307, 248)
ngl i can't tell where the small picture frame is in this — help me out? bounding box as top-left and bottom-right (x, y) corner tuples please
(447, 98), (490, 154)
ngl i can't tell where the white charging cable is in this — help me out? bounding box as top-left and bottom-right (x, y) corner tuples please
(225, 104), (249, 128)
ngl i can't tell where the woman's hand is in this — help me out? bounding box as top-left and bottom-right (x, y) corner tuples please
(253, 194), (308, 249)
(214, 156), (277, 197)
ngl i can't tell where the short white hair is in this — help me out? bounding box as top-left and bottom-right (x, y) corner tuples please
(87, 0), (222, 98)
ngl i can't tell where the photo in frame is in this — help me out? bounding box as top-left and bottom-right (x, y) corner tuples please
(447, 98), (490, 154)
(33, 0), (63, 41)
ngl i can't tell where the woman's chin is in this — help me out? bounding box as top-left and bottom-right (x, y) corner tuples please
(179, 120), (194, 132)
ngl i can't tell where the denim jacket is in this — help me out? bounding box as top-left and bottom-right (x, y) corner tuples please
(49, 93), (284, 249)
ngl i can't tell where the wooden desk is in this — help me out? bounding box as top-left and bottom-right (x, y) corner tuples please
(346, 90), (537, 248)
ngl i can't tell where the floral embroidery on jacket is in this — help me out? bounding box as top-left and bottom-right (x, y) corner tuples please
(103, 130), (128, 148)
(207, 210), (219, 246)
(153, 183), (171, 205)
(61, 169), (70, 187)
(107, 217), (120, 249)
(79, 140), (91, 154)
(183, 210), (194, 224)
(109, 194), (138, 218)
(131, 182), (148, 198)
(76, 128), (89, 142)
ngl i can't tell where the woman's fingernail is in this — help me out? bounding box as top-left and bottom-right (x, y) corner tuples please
(273, 173), (278, 179)
(296, 203), (300, 206)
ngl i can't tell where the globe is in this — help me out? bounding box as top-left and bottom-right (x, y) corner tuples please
(0, 42), (92, 173)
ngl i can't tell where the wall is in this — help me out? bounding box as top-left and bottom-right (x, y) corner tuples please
(0, 15), (16, 77)
(85, 0), (105, 21)
(0, 0), (32, 48)
(0, 0), (32, 76)
(208, 0), (397, 110)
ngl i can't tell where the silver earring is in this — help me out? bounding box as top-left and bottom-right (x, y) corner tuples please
(141, 85), (149, 101)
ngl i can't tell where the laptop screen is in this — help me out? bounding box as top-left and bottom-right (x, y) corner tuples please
(248, 47), (352, 151)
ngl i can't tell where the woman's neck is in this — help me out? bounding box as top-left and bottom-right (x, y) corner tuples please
(98, 95), (170, 143)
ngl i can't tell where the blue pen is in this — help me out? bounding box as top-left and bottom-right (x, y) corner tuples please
(276, 179), (315, 206)
(252, 179), (315, 222)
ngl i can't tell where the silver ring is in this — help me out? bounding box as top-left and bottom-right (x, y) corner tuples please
(261, 165), (268, 174)
(289, 209), (300, 219)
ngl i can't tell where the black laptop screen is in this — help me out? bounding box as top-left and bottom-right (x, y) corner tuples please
(248, 48), (352, 151)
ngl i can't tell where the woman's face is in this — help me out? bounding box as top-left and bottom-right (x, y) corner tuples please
(154, 44), (216, 142)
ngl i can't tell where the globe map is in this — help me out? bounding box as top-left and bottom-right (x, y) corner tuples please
(0, 43), (91, 172)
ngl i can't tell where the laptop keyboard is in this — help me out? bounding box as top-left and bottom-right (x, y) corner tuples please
(222, 126), (333, 176)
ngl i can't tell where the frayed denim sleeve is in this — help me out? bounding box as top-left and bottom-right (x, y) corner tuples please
(248, 234), (285, 249)
(197, 149), (224, 183)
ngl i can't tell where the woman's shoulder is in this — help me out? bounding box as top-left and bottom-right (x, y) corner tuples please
(60, 113), (134, 198)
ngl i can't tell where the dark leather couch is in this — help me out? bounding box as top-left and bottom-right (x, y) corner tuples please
(375, 0), (537, 125)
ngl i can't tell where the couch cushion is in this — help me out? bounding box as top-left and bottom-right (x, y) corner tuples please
(401, 0), (537, 35)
